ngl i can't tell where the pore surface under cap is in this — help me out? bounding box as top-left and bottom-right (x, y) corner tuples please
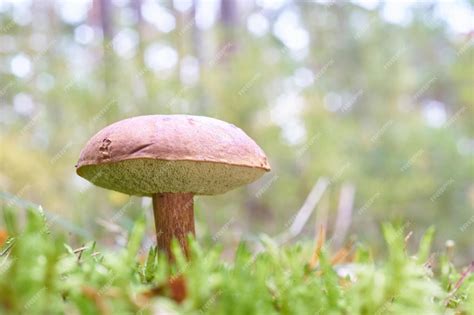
(76, 115), (270, 196)
(77, 159), (267, 196)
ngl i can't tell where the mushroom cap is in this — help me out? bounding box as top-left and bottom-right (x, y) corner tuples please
(76, 115), (270, 196)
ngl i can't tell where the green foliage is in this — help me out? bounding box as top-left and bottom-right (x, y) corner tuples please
(0, 206), (472, 315)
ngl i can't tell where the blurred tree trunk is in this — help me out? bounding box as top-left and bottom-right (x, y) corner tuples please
(220, 0), (237, 28)
(219, 0), (237, 61)
(130, 0), (152, 102)
(174, 3), (185, 80)
(99, 0), (112, 39)
(191, 0), (202, 63)
(131, 0), (143, 63)
(93, 0), (114, 93)
(100, 0), (112, 92)
(191, 0), (210, 114)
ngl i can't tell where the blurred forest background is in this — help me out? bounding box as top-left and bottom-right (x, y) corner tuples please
(0, 0), (473, 264)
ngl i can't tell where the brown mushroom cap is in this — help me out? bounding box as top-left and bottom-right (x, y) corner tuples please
(76, 115), (270, 196)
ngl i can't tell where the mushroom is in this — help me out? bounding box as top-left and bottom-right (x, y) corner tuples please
(76, 115), (270, 257)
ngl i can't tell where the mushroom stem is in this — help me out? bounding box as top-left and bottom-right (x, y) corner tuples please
(152, 192), (195, 258)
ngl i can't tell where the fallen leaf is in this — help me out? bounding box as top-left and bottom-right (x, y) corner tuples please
(338, 277), (352, 288)
(141, 275), (187, 304)
(0, 230), (8, 247)
(168, 275), (187, 303)
(81, 286), (110, 315)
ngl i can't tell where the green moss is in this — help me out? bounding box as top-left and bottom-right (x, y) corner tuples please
(1, 205), (472, 315)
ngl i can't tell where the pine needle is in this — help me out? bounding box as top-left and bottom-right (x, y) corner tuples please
(330, 241), (354, 266)
(309, 225), (326, 269)
(445, 261), (474, 305)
